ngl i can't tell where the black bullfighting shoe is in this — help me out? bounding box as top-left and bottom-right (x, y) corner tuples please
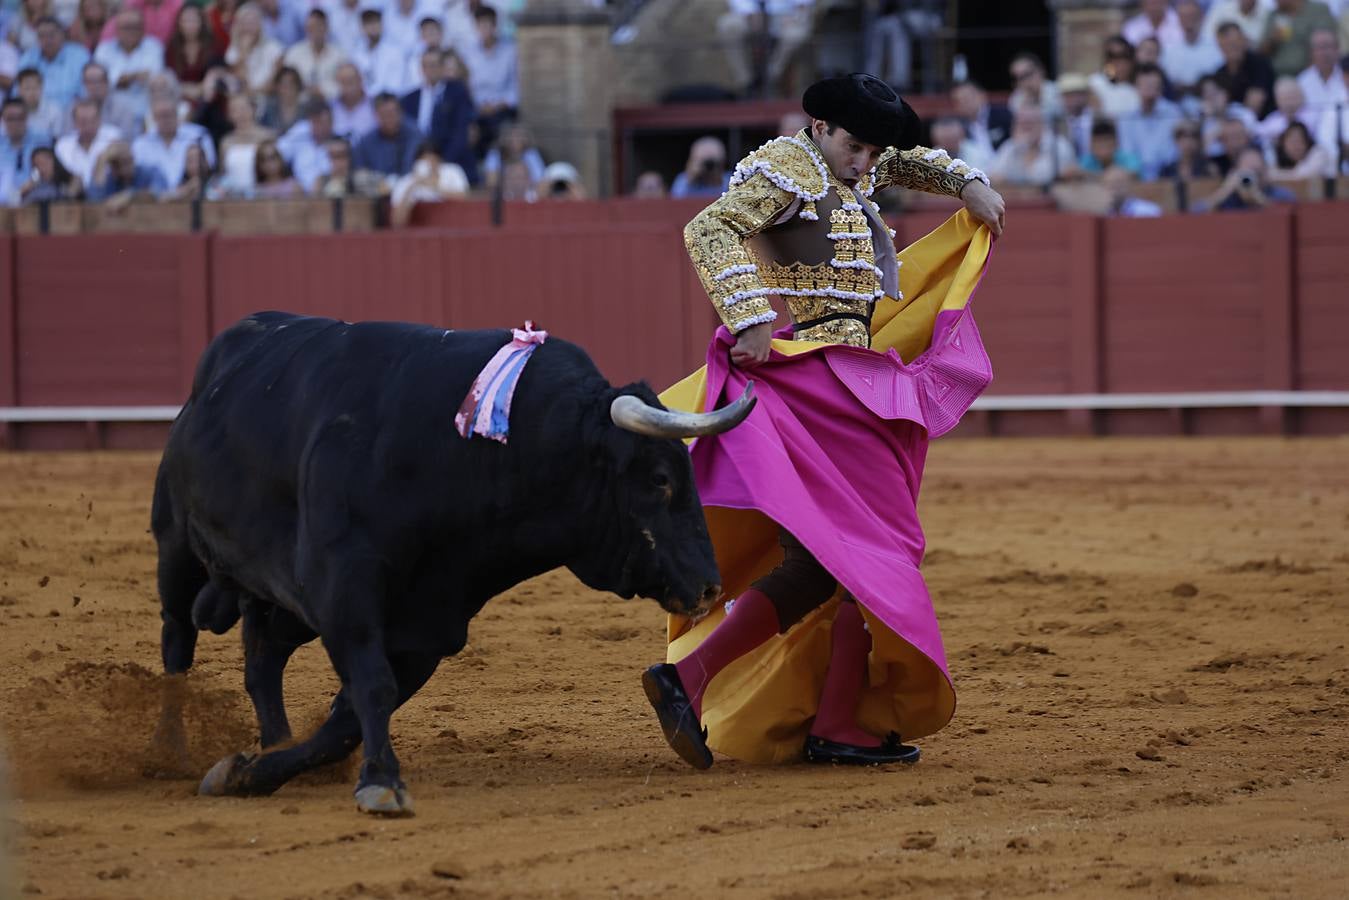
(804, 731), (921, 766)
(642, 663), (714, 770)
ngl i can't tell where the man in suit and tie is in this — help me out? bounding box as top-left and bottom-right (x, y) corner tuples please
(952, 79), (1013, 161)
(400, 46), (478, 184)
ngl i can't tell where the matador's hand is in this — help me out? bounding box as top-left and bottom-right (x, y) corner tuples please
(961, 180), (1006, 237)
(730, 321), (774, 369)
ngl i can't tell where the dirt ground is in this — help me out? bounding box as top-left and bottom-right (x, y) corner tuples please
(1, 439), (1346, 900)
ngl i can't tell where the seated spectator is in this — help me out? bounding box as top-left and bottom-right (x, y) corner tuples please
(1009, 51), (1063, 119)
(7, 0), (50, 54)
(277, 98), (336, 190)
(1090, 35), (1143, 117)
(164, 2), (220, 103)
(1056, 73), (1097, 157)
(1213, 20), (1277, 116)
(256, 0), (304, 48)
(13, 68), (65, 139)
(988, 103), (1081, 187)
(18, 16), (91, 110)
(98, 0), (184, 46)
(951, 79), (1012, 155)
(1312, 62), (1349, 169)
(132, 94), (215, 185)
(1119, 62), (1184, 178)
(1197, 74), (1261, 148)
(1210, 114), (1257, 174)
(1160, 118), (1218, 178)
(219, 92), (275, 193)
(95, 8), (166, 122)
(483, 122), (544, 192)
(55, 97), (121, 185)
(1297, 27), (1347, 113)
(283, 8), (346, 100)
(323, 0), (365, 57)
(383, 0), (436, 56)
(251, 137), (301, 197)
(499, 157), (537, 201)
(314, 135), (383, 197)
(402, 16), (447, 93)
(539, 160), (585, 200)
(0, 98), (45, 183)
(929, 115), (992, 171)
(1103, 165), (1163, 216)
(87, 137), (168, 200)
(69, 0), (112, 53)
(670, 135), (731, 198)
(632, 170), (666, 198)
(717, 0), (813, 97)
(1195, 145), (1298, 208)
(390, 142), (468, 226)
(1270, 119), (1334, 177)
(864, 0), (942, 93)
(258, 65), (307, 133)
(225, 2), (283, 95)
(1124, 0), (1183, 48)
(1081, 120), (1142, 175)
(1204, 0), (1275, 45)
(1134, 37), (1174, 94)
(330, 61), (374, 139)
(1261, 0), (1337, 77)
(350, 8), (405, 96)
(19, 144), (84, 203)
(161, 139), (221, 200)
(462, 4), (517, 155)
(81, 60), (141, 137)
(1258, 75), (1316, 142)
(207, 0), (240, 54)
(1163, 0), (1224, 93)
(352, 92), (421, 177)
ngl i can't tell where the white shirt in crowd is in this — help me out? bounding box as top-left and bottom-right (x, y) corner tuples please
(1089, 72), (1143, 118)
(323, 0), (366, 57)
(1297, 65), (1349, 116)
(383, 0), (439, 55)
(283, 40), (348, 100)
(93, 36), (165, 116)
(461, 37), (518, 108)
(988, 133), (1078, 188)
(391, 159), (469, 208)
(131, 120), (217, 187)
(1161, 33), (1224, 89)
(1315, 105), (1349, 171)
(331, 96), (376, 139)
(225, 36), (284, 95)
(55, 123), (122, 186)
(1202, 0), (1275, 44)
(277, 119), (332, 191)
(1122, 8), (1184, 48)
(351, 38), (409, 96)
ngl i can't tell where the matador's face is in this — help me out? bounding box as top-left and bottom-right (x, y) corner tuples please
(809, 119), (883, 188)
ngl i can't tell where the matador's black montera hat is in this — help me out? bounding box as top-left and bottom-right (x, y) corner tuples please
(802, 73), (922, 150)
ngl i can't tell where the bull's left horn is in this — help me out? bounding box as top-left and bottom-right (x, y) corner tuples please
(610, 383), (756, 439)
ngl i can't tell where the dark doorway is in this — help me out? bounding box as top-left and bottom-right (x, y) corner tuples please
(954, 0), (1056, 90)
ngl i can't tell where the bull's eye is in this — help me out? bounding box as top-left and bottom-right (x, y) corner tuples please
(651, 472), (671, 490)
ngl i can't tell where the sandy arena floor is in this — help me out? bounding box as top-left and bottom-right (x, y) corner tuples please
(0, 439), (1346, 899)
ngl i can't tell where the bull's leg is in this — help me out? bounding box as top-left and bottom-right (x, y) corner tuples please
(199, 652), (439, 809)
(148, 524), (208, 777)
(331, 634), (416, 816)
(241, 601), (301, 749)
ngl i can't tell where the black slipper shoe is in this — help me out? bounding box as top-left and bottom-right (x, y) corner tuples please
(642, 663), (713, 770)
(804, 731), (921, 766)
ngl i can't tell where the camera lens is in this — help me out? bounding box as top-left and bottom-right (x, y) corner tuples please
(1239, 174), (1255, 188)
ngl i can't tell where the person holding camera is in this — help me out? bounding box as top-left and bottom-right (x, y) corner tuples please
(670, 135), (731, 199)
(1196, 145), (1298, 210)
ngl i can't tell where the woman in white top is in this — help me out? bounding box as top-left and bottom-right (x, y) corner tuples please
(225, 3), (283, 95)
(390, 142), (469, 226)
(1270, 120), (1334, 181)
(218, 92), (276, 194)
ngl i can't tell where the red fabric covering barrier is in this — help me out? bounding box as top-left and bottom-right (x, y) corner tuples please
(3, 201), (1348, 448)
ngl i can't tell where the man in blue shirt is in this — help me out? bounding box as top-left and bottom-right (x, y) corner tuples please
(352, 92), (422, 178)
(1118, 63), (1185, 179)
(85, 139), (168, 201)
(17, 17), (91, 111)
(0, 99), (46, 186)
(670, 136), (732, 198)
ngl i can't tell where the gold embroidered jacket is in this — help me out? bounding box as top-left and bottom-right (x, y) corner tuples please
(684, 130), (989, 347)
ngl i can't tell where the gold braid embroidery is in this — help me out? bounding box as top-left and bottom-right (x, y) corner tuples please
(870, 145), (986, 198)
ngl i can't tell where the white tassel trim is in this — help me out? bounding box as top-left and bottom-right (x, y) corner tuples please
(922, 148), (945, 162)
(827, 231), (872, 240)
(723, 287), (776, 307)
(775, 286), (878, 303)
(732, 310), (779, 329)
(964, 167), (991, 186)
(840, 201), (863, 212)
(830, 259), (884, 278)
(729, 136), (830, 202)
(713, 263), (758, 282)
(798, 209), (819, 220)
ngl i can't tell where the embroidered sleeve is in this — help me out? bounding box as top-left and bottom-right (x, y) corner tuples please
(684, 172), (799, 333)
(871, 144), (991, 198)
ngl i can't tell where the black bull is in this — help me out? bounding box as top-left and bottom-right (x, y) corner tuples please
(151, 312), (753, 815)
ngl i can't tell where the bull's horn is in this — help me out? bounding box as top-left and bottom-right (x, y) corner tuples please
(610, 383), (756, 439)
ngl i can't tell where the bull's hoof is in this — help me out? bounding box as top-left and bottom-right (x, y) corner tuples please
(198, 752), (253, 796)
(354, 784), (415, 817)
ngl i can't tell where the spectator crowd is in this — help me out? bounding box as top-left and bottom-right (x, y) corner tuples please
(0, 0), (597, 210)
(924, 0), (1349, 215)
